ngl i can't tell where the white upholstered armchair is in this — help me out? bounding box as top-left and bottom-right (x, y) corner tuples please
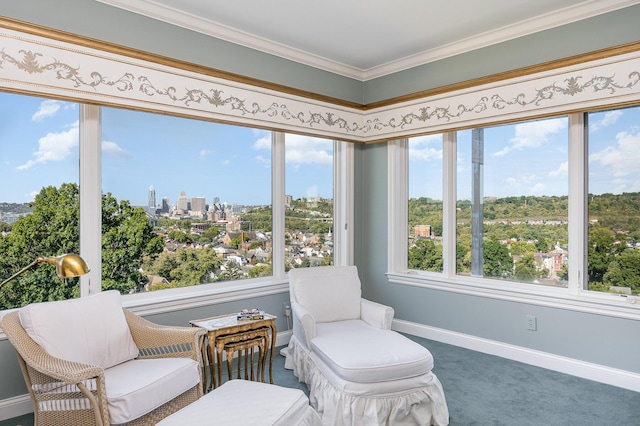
(1, 290), (205, 426)
(284, 265), (449, 425)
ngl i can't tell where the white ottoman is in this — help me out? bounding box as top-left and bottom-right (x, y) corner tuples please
(156, 379), (321, 426)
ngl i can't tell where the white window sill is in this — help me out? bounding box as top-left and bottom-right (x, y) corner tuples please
(386, 271), (640, 321)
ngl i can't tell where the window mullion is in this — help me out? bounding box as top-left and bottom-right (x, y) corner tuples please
(567, 112), (587, 293)
(388, 139), (408, 272)
(442, 131), (457, 278)
(333, 140), (354, 266)
(79, 104), (102, 296)
(272, 131), (285, 279)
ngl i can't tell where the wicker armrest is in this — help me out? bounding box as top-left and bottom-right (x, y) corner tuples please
(1, 311), (104, 384)
(124, 309), (206, 360)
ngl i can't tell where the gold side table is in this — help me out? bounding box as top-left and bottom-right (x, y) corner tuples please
(190, 313), (277, 392)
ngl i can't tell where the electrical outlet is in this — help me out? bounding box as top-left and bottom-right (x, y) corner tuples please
(526, 315), (537, 331)
(284, 302), (291, 318)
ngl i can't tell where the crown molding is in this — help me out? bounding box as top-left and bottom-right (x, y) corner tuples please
(97, 0), (640, 81)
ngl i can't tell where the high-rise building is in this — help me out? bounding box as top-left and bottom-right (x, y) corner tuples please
(161, 197), (170, 213)
(177, 191), (189, 213)
(191, 197), (206, 213)
(148, 185), (156, 212)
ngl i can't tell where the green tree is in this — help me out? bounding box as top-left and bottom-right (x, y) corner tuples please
(483, 239), (513, 278)
(588, 227), (625, 283)
(101, 193), (165, 293)
(603, 250), (640, 294)
(0, 185), (165, 309)
(513, 253), (539, 281)
(0, 184), (81, 309)
(218, 260), (244, 281)
(408, 239), (443, 272)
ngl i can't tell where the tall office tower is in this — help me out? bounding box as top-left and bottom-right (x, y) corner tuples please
(161, 197), (170, 213)
(148, 185), (156, 212)
(177, 191), (189, 212)
(191, 197), (206, 213)
(213, 197), (220, 204)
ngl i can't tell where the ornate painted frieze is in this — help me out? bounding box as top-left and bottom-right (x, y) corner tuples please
(0, 25), (639, 142)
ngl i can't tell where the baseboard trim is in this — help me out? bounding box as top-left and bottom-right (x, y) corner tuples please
(0, 394), (32, 421)
(0, 329), (295, 420)
(392, 319), (640, 393)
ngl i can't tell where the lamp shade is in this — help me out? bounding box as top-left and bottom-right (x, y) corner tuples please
(44, 254), (91, 278)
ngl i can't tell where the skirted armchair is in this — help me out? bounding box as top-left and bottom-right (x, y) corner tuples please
(284, 265), (449, 425)
(0, 290), (206, 426)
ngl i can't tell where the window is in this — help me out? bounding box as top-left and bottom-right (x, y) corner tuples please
(1, 98), (349, 310)
(102, 108), (274, 293)
(0, 93), (80, 309)
(456, 118), (569, 287)
(284, 134), (334, 269)
(391, 108), (640, 316)
(587, 106), (640, 296)
(408, 135), (444, 273)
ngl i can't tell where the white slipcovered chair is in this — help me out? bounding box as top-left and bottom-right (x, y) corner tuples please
(284, 265), (449, 425)
(0, 290), (205, 426)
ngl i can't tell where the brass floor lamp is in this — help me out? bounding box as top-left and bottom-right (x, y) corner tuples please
(0, 254), (90, 290)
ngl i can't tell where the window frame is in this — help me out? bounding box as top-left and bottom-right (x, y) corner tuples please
(388, 113), (640, 321)
(75, 106), (353, 315)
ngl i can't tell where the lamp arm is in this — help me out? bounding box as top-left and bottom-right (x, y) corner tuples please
(0, 258), (43, 290)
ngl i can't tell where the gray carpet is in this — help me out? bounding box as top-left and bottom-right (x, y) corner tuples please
(2, 337), (639, 425)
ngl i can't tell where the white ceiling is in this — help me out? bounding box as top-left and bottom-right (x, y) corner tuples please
(98, 0), (639, 80)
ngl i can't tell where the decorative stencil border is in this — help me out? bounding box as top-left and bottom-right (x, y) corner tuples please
(0, 25), (639, 142)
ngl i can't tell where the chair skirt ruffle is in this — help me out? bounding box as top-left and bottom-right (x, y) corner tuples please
(285, 337), (449, 426)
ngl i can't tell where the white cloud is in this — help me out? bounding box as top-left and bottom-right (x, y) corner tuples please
(409, 134), (443, 162)
(255, 155), (270, 166)
(284, 134), (333, 167)
(102, 140), (130, 158)
(253, 134), (271, 150)
(31, 100), (62, 122)
(199, 149), (214, 160)
(17, 121), (79, 170)
(590, 129), (640, 178)
(549, 161), (568, 177)
(492, 118), (566, 157)
(590, 110), (623, 132)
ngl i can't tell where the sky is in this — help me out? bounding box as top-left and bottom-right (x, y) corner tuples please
(409, 105), (640, 200)
(1, 92), (333, 206)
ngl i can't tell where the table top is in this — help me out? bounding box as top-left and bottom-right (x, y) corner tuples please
(190, 313), (276, 331)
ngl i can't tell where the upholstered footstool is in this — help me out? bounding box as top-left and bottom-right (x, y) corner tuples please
(156, 379), (321, 425)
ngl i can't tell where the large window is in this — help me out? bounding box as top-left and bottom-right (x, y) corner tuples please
(285, 133), (334, 269)
(1, 93), (348, 310)
(456, 118), (569, 287)
(587, 106), (640, 295)
(408, 135), (444, 273)
(393, 106), (640, 313)
(0, 93), (80, 309)
(102, 108), (274, 292)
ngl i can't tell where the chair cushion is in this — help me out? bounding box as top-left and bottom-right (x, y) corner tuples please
(311, 320), (433, 383)
(19, 290), (138, 369)
(105, 357), (200, 425)
(156, 379), (314, 426)
(290, 265), (361, 322)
